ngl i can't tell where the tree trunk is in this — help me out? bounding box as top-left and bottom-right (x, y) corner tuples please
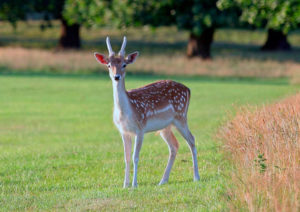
(58, 18), (81, 49)
(261, 29), (291, 51)
(187, 28), (215, 59)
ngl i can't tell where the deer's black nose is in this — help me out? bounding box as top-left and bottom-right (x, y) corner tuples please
(114, 75), (120, 81)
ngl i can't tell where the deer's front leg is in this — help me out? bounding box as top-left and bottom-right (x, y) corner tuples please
(132, 132), (144, 187)
(122, 134), (132, 188)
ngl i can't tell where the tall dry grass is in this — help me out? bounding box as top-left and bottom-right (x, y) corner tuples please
(0, 47), (299, 79)
(219, 94), (300, 211)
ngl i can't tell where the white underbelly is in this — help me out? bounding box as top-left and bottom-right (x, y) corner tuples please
(144, 117), (173, 132)
(143, 105), (175, 132)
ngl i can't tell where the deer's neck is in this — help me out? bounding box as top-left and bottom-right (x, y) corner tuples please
(112, 80), (131, 115)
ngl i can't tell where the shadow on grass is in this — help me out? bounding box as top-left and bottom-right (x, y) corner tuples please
(213, 42), (300, 63)
(0, 37), (57, 49)
(0, 66), (290, 86)
(1, 36), (300, 63)
(137, 173), (224, 187)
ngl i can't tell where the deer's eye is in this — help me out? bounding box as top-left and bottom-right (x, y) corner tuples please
(122, 64), (127, 68)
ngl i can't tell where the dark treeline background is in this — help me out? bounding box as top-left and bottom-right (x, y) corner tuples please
(0, 0), (299, 59)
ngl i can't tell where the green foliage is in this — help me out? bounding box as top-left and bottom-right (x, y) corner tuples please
(63, 0), (111, 27)
(167, 0), (238, 35)
(217, 0), (300, 33)
(30, 0), (66, 18)
(0, 0), (27, 27)
(63, 0), (239, 35)
(63, 0), (171, 28)
(254, 153), (267, 173)
(0, 0), (66, 28)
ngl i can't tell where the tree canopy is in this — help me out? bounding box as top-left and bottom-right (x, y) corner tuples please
(64, 0), (238, 34)
(0, 0), (27, 28)
(63, 0), (111, 28)
(217, 0), (300, 34)
(63, 0), (238, 58)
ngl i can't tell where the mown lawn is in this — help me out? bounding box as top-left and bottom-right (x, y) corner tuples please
(0, 73), (298, 211)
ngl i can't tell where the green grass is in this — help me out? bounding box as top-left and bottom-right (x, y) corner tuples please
(0, 73), (298, 211)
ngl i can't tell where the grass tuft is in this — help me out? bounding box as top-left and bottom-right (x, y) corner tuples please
(219, 93), (300, 211)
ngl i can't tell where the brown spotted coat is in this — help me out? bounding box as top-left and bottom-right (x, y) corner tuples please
(127, 80), (191, 127)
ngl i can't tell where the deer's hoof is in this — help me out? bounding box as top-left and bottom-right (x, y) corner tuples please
(158, 179), (168, 185)
(194, 176), (200, 181)
(123, 183), (130, 188)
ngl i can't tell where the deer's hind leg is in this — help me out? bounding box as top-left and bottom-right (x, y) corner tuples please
(173, 119), (200, 181)
(159, 126), (179, 185)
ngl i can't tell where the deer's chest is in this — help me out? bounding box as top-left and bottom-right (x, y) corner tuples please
(113, 106), (137, 134)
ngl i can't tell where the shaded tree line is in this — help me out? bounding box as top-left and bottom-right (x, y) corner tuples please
(0, 0), (81, 48)
(1, 0), (299, 59)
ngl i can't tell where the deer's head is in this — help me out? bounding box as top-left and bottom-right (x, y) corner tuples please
(94, 37), (139, 82)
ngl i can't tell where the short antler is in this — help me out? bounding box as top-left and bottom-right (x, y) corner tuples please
(118, 36), (127, 57)
(106, 37), (115, 56)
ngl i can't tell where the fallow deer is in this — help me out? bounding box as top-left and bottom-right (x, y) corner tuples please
(94, 37), (200, 188)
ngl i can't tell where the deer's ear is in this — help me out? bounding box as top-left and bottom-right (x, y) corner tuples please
(94, 52), (109, 65)
(126, 51), (139, 64)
